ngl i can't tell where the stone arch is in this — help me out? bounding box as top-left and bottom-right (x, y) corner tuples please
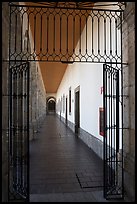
(46, 96), (56, 114)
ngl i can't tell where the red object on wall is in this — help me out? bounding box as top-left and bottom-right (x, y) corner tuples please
(101, 86), (103, 94)
(99, 107), (104, 136)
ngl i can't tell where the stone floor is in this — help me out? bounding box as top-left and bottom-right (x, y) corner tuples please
(29, 114), (130, 202)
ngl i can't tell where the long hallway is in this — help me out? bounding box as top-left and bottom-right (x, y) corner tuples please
(29, 114), (128, 202)
(30, 114), (105, 202)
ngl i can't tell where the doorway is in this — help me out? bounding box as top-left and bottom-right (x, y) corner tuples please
(65, 96), (68, 125)
(47, 97), (56, 114)
(48, 100), (55, 113)
(7, 2), (125, 201)
(75, 86), (80, 134)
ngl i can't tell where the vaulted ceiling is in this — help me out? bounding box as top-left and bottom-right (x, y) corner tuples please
(23, 2), (95, 93)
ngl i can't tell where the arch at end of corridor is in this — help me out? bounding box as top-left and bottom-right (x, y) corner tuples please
(46, 96), (56, 114)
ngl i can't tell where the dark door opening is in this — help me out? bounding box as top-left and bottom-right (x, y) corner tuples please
(48, 100), (55, 114)
(75, 87), (80, 134)
(65, 96), (68, 125)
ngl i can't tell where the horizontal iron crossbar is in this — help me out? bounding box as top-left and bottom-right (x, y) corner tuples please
(9, 2), (125, 12)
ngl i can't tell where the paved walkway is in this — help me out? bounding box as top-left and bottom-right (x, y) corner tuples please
(29, 114), (129, 202)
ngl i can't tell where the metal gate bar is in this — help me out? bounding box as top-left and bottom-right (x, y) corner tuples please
(9, 3), (123, 63)
(8, 62), (29, 201)
(103, 64), (123, 199)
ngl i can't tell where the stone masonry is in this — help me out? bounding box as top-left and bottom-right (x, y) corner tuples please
(122, 2), (135, 201)
(29, 61), (46, 140)
(2, 2), (9, 202)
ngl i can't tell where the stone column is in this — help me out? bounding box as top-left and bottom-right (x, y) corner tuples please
(29, 62), (46, 140)
(122, 2), (135, 201)
(2, 2), (9, 202)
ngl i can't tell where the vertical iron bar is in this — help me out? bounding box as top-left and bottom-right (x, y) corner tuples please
(108, 70), (110, 189)
(104, 17), (106, 56)
(98, 17), (100, 55)
(9, 70), (13, 156)
(24, 66), (27, 199)
(86, 16), (87, 54)
(60, 15), (61, 53)
(103, 64), (106, 198)
(113, 72), (116, 186)
(105, 67), (108, 197)
(92, 17), (94, 55)
(8, 5), (12, 200)
(73, 15), (75, 53)
(13, 72), (17, 193)
(116, 70), (119, 153)
(105, 66), (108, 197)
(17, 69), (19, 190)
(20, 70), (23, 193)
(67, 15), (68, 53)
(47, 14), (49, 53)
(22, 68), (25, 195)
(27, 12), (30, 53)
(115, 18), (117, 56)
(116, 70), (119, 187)
(103, 64), (107, 198)
(110, 68), (114, 185)
(27, 62), (30, 202)
(18, 71), (20, 192)
(79, 15), (81, 54)
(110, 17), (112, 55)
(120, 12), (124, 198)
(15, 13), (17, 53)
(53, 15), (55, 53)
(40, 14), (42, 52)
(34, 14), (36, 52)
(24, 65), (27, 199)
(20, 13), (23, 53)
(8, 68), (12, 201)
(12, 71), (15, 191)
(17, 70), (21, 190)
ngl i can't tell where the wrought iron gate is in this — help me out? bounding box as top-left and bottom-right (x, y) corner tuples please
(103, 64), (123, 199)
(9, 2), (124, 64)
(8, 62), (29, 201)
(7, 2), (126, 201)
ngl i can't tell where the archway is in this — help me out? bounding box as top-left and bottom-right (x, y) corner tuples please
(46, 97), (56, 114)
(7, 2), (127, 201)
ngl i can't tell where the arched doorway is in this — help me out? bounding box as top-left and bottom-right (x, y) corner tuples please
(46, 97), (56, 114)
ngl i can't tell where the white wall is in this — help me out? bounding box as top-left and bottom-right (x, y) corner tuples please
(56, 62), (103, 141)
(80, 63), (103, 140)
(56, 7), (121, 144)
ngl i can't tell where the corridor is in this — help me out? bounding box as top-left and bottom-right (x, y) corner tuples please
(29, 114), (128, 202)
(1, 2), (135, 202)
(29, 114), (105, 202)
